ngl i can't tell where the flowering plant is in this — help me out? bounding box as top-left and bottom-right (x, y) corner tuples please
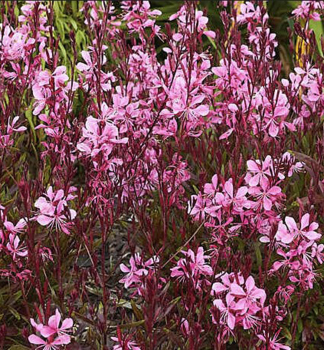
(1, 1), (324, 349)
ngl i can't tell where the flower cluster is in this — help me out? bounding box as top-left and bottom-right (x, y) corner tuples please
(119, 253), (160, 294)
(211, 273), (266, 330)
(77, 116), (128, 171)
(34, 187), (77, 235)
(29, 309), (73, 349)
(0, 208), (29, 281)
(171, 246), (213, 289)
(273, 214), (322, 290)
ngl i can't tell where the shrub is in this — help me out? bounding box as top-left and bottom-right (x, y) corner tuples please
(0, 1), (324, 349)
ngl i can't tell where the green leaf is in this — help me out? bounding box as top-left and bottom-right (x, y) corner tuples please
(282, 327), (292, 341)
(119, 319), (145, 329)
(76, 30), (86, 49)
(192, 184), (199, 194)
(9, 291), (22, 305)
(25, 109), (36, 143)
(59, 40), (67, 64)
(70, 18), (78, 31)
(206, 35), (216, 49)
(254, 242), (262, 267)
(131, 300), (143, 321)
(56, 19), (66, 42)
(116, 299), (132, 309)
(309, 19), (324, 56)
(14, 6), (20, 17)
(298, 318), (303, 333)
(9, 307), (21, 320)
(71, 1), (79, 15)
(170, 296), (181, 305)
(9, 346), (30, 350)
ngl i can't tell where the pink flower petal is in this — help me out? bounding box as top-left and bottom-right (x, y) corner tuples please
(41, 326), (56, 338)
(61, 317), (73, 330)
(263, 196), (272, 211)
(300, 213), (309, 230)
(28, 334), (46, 345)
(36, 215), (53, 226)
(227, 312), (236, 330)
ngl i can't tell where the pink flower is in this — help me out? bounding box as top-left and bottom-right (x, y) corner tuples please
(249, 180), (282, 211)
(264, 105), (290, 138)
(219, 128), (234, 140)
(189, 193), (210, 220)
(241, 307), (262, 330)
(169, 87), (209, 122)
(180, 318), (190, 336)
(216, 179), (250, 213)
(187, 246), (213, 277)
(52, 66), (69, 89)
(246, 156), (273, 187)
(237, 2), (263, 24)
(39, 247), (54, 262)
(276, 285), (295, 303)
(3, 218), (26, 234)
(0, 116), (27, 149)
(119, 255), (149, 289)
(28, 334), (71, 350)
(292, 1), (323, 21)
(76, 50), (115, 91)
(271, 249), (299, 272)
(30, 318), (44, 333)
(7, 116), (27, 133)
(213, 293), (237, 330)
(212, 272), (244, 295)
(281, 152), (304, 177)
(76, 51), (95, 73)
(230, 276), (266, 312)
(6, 234), (28, 261)
(311, 243), (324, 264)
(34, 186), (76, 235)
(258, 330), (291, 350)
(32, 72), (52, 115)
(204, 174), (219, 197)
(212, 274), (266, 330)
(171, 246), (212, 283)
(77, 116), (128, 169)
(119, 253), (158, 290)
(275, 214), (321, 244)
(111, 336), (141, 350)
(40, 309), (73, 338)
(29, 309), (73, 349)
